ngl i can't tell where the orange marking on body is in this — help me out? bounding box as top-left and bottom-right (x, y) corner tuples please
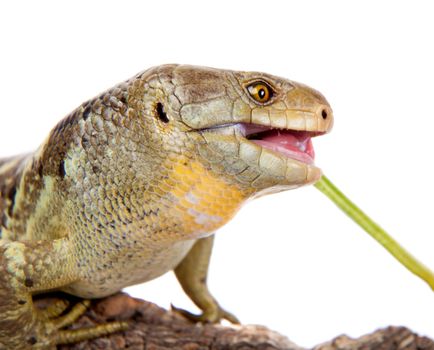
(164, 157), (246, 237)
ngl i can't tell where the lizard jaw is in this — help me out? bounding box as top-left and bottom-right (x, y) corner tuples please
(197, 122), (325, 165)
(238, 123), (322, 165)
(196, 119), (329, 187)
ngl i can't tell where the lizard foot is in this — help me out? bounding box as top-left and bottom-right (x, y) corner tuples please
(171, 304), (240, 324)
(35, 299), (128, 347)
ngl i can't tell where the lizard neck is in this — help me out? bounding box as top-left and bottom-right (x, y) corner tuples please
(0, 154), (37, 240)
(0, 152), (71, 242)
(153, 155), (248, 239)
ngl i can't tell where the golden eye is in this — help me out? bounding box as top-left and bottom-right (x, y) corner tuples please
(247, 82), (273, 103)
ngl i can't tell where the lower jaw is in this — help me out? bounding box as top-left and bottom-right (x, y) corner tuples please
(236, 138), (321, 183)
(251, 140), (315, 165)
(237, 142), (322, 192)
(249, 165), (322, 199)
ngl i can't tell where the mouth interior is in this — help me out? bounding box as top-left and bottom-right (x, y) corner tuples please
(242, 124), (317, 164)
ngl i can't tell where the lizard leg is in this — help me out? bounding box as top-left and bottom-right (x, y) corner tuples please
(53, 299), (127, 342)
(38, 298), (70, 320)
(0, 239), (126, 349)
(174, 235), (239, 324)
(56, 322), (128, 345)
(52, 299), (91, 328)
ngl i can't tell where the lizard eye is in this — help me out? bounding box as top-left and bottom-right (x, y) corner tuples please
(246, 81), (274, 104)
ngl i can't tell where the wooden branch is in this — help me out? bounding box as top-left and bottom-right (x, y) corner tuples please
(50, 293), (433, 350)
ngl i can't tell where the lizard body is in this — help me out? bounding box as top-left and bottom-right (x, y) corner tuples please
(0, 64), (333, 349)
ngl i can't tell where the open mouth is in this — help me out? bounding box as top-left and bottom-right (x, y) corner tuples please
(239, 123), (321, 164)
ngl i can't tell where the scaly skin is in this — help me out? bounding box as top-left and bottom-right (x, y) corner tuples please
(0, 64), (333, 349)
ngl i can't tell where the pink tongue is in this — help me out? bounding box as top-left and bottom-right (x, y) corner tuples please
(252, 131), (315, 164)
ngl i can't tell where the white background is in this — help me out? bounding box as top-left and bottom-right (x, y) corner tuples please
(1, 0), (433, 347)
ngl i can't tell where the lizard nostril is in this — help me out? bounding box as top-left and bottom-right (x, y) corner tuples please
(321, 109), (328, 120)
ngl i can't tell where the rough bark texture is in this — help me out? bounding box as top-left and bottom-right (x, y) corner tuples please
(42, 293), (432, 350)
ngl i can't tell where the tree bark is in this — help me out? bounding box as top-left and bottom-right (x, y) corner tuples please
(47, 293), (433, 350)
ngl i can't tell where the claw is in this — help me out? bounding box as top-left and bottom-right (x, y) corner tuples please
(171, 304), (240, 324)
(221, 309), (240, 324)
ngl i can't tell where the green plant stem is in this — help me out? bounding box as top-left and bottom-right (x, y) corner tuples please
(314, 174), (434, 291)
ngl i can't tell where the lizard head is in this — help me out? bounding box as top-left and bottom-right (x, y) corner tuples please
(139, 65), (333, 198)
